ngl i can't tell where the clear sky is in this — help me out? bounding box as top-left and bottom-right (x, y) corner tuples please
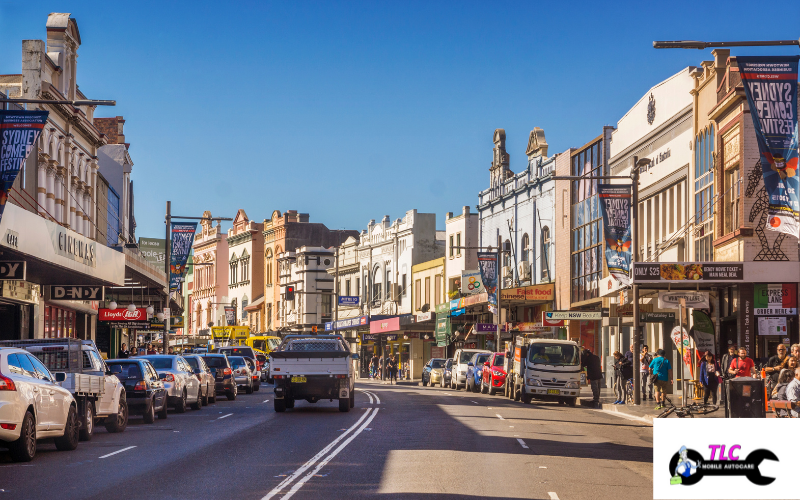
(2, 1), (799, 239)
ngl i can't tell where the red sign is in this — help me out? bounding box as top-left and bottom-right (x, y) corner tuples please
(369, 317), (400, 334)
(99, 308), (148, 322)
(541, 312), (565, 327)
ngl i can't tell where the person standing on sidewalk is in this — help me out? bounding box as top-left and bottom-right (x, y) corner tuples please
(699, 351), (721, 406)
(728, 347), (755, 378)
(786, 367), (800, 418)
(581, 348), (603, 407)
(612, 351), (625, 404)
(640, 345), (653, 401)
(649, 349), (673, 410)
(720, 344), (737, 408)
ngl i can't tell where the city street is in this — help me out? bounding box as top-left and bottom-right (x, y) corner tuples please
(1, 382), (652, 500)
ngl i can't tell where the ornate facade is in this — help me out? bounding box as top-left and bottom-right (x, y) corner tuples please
(192, 211), (229, 332)
(227, 209), (264, 331)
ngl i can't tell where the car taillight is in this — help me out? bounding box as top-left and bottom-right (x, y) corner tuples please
(273, 367), (280, 371)
(134, 381), (147, 391)
(0, 373), (16, 391)
(222, 368), (232, 376)
(162, 373), (175, 382)
(0, 423), (16, 430)
(252, 375), (258, 380)
(335, 375), (347, 379)
(273, 375), (283, 379)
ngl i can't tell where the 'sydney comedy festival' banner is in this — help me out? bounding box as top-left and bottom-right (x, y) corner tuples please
(738, 56), (800, 236)
(598, 184), (632, 285)
(0, 110), (48, 225)
(169, 222), (197, 291)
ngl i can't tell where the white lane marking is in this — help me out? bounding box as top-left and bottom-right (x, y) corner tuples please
(99, 446), (136, 459)
(548, 493), (560, 500)
(217, 413), (233, 420)
(495, 414), (504, 420)
(516, 438), (529, 449)
(281, 409), (380, 499)
(539, 466), (547, 469)
(263, 399), (270, 403)
(262, 408), (374, 500)
(471, 401), (478, 404)
(364, 391), (373, 404)
(595, 409), (651, 425)
(363, 390), (380, 404)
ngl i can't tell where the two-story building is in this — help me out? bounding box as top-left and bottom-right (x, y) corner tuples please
(227, 209), (264, 330)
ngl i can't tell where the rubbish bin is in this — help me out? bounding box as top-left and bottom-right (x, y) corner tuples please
(725, 377), (766, 418)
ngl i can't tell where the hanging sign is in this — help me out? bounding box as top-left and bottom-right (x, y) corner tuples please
(0, 110), (48, 226)
(691, 310), (715, 355)
(598, 184), (632, 285)
(224, 306), (236, 326)
(461, 270), (483, 295)
(658, 291), (710, 309)
(477, 253), (498, 308)
(738, 56), (800, 236)
(169, 222), (197, 291)
(754, 283), (797, 315)
(544, 310), (602, 320)
(99, 308), (148, 321)
(338, 296), (359, 306)
(435, 316), (450, 346)
(0, 261), (25, 280)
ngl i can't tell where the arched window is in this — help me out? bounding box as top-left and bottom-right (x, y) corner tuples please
(265, 249), (273, 286)
(541, 226), (551, 281)
(521, 233), (530, 262)
(372, 266), (382, 303)
(503, 240), (511, 267)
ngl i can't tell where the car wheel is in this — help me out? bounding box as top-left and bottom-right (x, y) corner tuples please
(568, 397), (577, 407)
(521, 393), (532, 404)
(487, 381), (495, 396)
(79, 401), (94, 441)
(9, 411), (36, 462)
(201, 385), (209, 406)
(286, 398), (295, 409)
(176, 391), (187, 413)
(227, 389), (236, 401)
(274, 398), (286, 412)
(246, 381), (253, 394)
(421, 376), (427, 387)
(472, 380), (480, 393)
(158, 399), (169, 420)
(143, 399), (156, 424)
(254, 381), (260, 392)
(54, 405), (79, 451)
(339, 397), (350, 412)
(192, 389), (203, 411)
(349, 389), (355, 408)
(105, 395), (128, 433)
(513, 384), (521, 402)
(209, 388), (217, 404)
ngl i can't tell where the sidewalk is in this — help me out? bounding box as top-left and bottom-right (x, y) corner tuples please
(579, 387), (725, 423)
(358, 376), (418, 387)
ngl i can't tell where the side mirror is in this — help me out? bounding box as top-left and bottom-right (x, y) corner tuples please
(351, 353), (360, 360)
(193, 368), (202, 375)
(55, 372), (66, 383)
(467, 362), (474, 367)
(159, 373), (168, 380)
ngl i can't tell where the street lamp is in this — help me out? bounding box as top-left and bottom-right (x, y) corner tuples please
(653, 39), (800, 49)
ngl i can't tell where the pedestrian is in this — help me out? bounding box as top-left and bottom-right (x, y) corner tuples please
(168, 347), (174, 355)
(727, 347), (755, 378)
(779, 356), (799, 381)
(389, 355), (398, 384)
(118, 342), (129, 359)
(698, 351), (721, 406)
(379, 356), (385, 380)
(640, 345), (654, 401)
(792, 344), (800, 361)
(721, 344), (737, 375)
(581, 348), (603, 407)
(772, 369), (794, 417)
(147, 344), (157, 355)
(786, 367), (800, 418)
(765, 344), (790, 387)
(612, 351), (625, 404)
(649, 349), (673, 410)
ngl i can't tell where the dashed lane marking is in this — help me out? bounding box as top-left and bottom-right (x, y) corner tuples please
(217, 413), (233, 420)
(99, 446), (136, 459)
(548, 493), (560, 500)
(263, 400), (270, 403)
(496, 414), (504, 420)
(516, 438), (529, 450)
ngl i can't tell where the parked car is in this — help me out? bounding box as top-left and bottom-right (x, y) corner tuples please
(228, 356), (254, 394)
(450, 348), (491, 390)
(199, 354), (237, 401)
(442, 358), (453, 388)
(465, 352), (491, 393)
(220, 346), (267, 376)
(139, 356), (202, 412)
(421, 358), (446, 387)
(107, 359), (168, 423)
(0, 347), (79, 462)
(183, 355), (216, 404)
(480, 352), (506, 395)
(243, 357), (261, 392)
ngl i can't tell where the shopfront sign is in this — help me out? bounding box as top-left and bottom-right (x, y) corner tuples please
(633, 262), (743, 282)
(150, 316), (185, 329)
(435, 302), (450, 314)
(541, 313), (565, 327)
(44, 285), (103, 301)
(658, 291), (710, 309)
(475, 323), (507, 333)
(500, 283), (555, 302)
(610, 303), (652, 317)
(325, 315), (369, 331)
(598, 184), (633, 285)
(54, 230), (96, 267)
(99, 307), (148, 322)
(415, 312), (433, 322)
(109, 321), (150, 329)
(739, 55), (800, 236)
(461, 270), (483, 295)
(754, 283), (797, 315)
(0, 261), (25, 280)
(0, 280), (37, 303)
(362, 333), (377, 342)
(544, 311), (602, 321)
(338, 296), (359, 306)
(510, 322), (552, 333)
(0, 110), (48, 226)
(640, 311), (676, 323)
(370, 316), (400, 333)
(435, 316), (450, 346)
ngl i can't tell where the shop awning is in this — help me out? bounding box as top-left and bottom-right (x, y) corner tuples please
(243, 295), (265, 312)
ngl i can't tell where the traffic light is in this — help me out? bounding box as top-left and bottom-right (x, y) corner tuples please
(285, 285), (295, 301)
(311, 326), (318, 333)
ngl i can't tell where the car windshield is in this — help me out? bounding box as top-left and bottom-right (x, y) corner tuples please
(184, 357), (199, 370)
(459, 351), (479, 363)
(527, 344), (580, 366)
(493, 355), (505, 367)
(430, 359), (444, 368)
(201, 356), (227, 368)
(474, 354), (490, 366)
(108, 363), (142, 379)
(229, 357), (246, 368)
(146, 358), (174, 369)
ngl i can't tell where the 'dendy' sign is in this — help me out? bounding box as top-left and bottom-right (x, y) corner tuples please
(0, 110), (48, 226)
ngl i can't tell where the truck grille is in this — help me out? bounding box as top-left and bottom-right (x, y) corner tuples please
(540, 380), (566, 387)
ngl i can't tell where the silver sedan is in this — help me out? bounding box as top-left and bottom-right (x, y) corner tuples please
(227, 356), (254, 394)
(139, 355), (203, 413)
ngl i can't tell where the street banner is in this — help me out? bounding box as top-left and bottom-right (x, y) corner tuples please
(691, 310), (715, 355)
(658, 291), (710, 309)
(169, 223), (197, 291)
(224, 306), (236, 326)
(0, 110), (48, 226)
(670, 325), (693, 377)
(477, 252), (498, 309)
(754, 283), (797, 315)
(598, 184), (632, 284)
(461, 270), (483, 295)
(738, 56), (800, 236)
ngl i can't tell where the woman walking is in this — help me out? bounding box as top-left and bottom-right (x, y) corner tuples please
(699, 351), (721, 406)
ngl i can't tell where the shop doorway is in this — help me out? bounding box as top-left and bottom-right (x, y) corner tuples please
(720, 319), (738, 351)
(359, 344), (374, 377)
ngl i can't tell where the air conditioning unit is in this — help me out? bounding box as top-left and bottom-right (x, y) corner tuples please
(518, 261), (532, 281)
(502, 266), (514, 279)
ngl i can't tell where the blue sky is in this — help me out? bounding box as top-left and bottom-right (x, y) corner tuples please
(2, 1), (800, 239)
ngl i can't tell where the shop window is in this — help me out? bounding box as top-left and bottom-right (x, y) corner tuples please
(521, 233), (530, 262)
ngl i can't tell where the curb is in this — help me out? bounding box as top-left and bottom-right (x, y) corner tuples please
(579, 398), (656, 424)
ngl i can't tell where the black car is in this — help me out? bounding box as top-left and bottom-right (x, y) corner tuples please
(107, 359), (168, 423)
(199, 354), (237, 401)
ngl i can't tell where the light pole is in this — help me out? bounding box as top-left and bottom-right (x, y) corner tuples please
(653, 39), (799, 49)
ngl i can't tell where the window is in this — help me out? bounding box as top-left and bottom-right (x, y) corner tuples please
(694, 126), (715, 261)
(449, 235), (454, 257)
(415, 279), (421, 310)
(402, 274), (407, 297)
(503, 240), (511, 267)
(521, 233), (530, 262)
(355, 277), (360, 300)
(724, 166), (740, 234)
(570, 139), (604, 303)
(424, 276), (431, 307)
(541, 226), (550, 281)
(266, 303), (273, 330)
(456, 233), (461, 256)
(434, 274), (442, 305)
(107, 188), (120, 246)
(372, 268), (381, 304)
(242, 258), (249, 282)
(265, 250), (273, 286)
(321, 294), (332, 320)
(386, 270), (391, 300)
(345, 279), (351, 297)
(241, 298), (248, 320)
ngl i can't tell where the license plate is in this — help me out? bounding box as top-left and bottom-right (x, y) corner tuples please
(290, 376), (307, 383)
(546, 389), (560, 395)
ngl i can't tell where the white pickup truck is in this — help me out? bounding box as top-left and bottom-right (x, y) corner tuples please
(0, 339), (128, 440)
(270, 335), (358, 413)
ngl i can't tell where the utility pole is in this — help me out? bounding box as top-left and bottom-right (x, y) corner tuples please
(631, 157), (641, 406)
(164, 201), (171, 354)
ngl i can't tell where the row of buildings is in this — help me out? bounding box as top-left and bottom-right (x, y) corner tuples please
(0, 13), (179, 357)
(177, 50), (800, 387)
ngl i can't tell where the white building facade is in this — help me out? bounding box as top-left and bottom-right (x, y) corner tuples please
(444, 206), (479, 297)
(278, 246), (335, 331)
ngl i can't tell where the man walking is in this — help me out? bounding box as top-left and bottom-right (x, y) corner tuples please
(720, 344), (737, 408)
(581, 349), (603, 407)
(649, 349), (673, 410)
(640, 345), (653, 401)
(728, 347), (755, 378)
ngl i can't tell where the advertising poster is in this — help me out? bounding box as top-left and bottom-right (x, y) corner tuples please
(477, 252), (498, 309)
(690, 310), (715, 355)
(738, 56), (800, 236)
(758, 317), (787, 336)
(460, 270), (483, 295)
(224, 306), (236, 326)
(754, 283), (797, 315)
(670, 325), (693, 377)
(598, 184), (632, 284)
(0, 110), (49, 225)
(169, 222), (197, 291)
(138, 237), (166, 266)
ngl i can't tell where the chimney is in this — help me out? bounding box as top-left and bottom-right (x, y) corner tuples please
(462, 206), (470, 216)
(446, 212), (453, 220)
(21, 40), (44, 100)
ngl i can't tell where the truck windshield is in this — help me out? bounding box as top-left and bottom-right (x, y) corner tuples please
(527, 344), (580, 366)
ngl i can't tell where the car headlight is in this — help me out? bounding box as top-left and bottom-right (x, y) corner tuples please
(564, 381), (579, 389)
(492, 369), (503, 376)
(527, 378), (542, 387)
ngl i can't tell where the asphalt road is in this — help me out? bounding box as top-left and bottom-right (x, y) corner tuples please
(1, 381), (653, 499)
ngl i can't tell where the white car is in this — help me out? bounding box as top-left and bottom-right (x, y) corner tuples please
(140, 355), (202, 412)
(450, 348), (491, 390)
(0, 347), (79, 461)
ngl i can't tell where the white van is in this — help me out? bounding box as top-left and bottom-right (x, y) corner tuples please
(450, 348), (491, 390)
(511, 339), (581, 405)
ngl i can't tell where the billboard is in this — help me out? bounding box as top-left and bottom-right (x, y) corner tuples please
(138, 237), (166, 266)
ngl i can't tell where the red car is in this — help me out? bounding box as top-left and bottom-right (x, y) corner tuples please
(481, 352), (506, 395)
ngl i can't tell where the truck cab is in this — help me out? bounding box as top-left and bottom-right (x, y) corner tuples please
(512, 339), (581, 406)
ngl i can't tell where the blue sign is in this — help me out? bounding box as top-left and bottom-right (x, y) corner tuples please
(477, 252), (498, 307)
(598, 184), (632, 285)
(451, 307), (466, 317)
(338, 296), (360, 306)
(324, 315), (369, 331)
(0, 110), (48, 226)
(169, 222), (197, 291)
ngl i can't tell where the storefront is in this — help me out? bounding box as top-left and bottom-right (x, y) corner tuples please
(366, 314), (436, 379)
(325, 315), (371, 375)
